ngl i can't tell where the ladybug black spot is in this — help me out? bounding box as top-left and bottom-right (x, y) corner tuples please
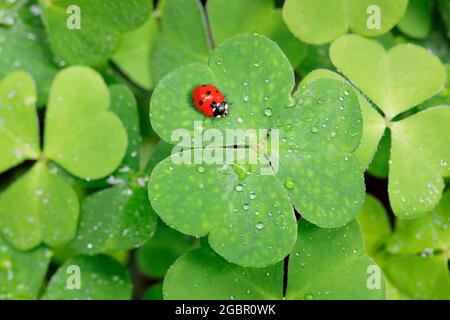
(202, 84), (207, 87)
(206, 91), (211, 96)
(199, 101), (203, 106)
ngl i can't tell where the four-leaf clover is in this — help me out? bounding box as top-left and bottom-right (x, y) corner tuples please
(149, 34), (365, 267)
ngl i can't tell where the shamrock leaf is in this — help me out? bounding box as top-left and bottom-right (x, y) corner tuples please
(285, 220), (385, 300)
(358, 193), (450, 300)
(380, 252), (450, 300)
(71, 176), (157, 255)
(0, 237), (52, 300)
(282, 0), (408, 45)
(0, 162), (78, 250)
(112, 16), (158, 90)
(387, 190), (450, 254)
(43, 255), (132, 300)
(137, 222), (197, 278)
(300, 68), (385, 174)
(0, 67), (128, 250)
(0, 71), (40, 174)
(397, 0), (432, 39)
(149, 34), (364, 267)
(163, 220), (385, 300)
(0, 24), (59, 106)
(43, 66), (128, 180)
(330, 34), (446, 118)
(38, 0), (152, 66)
(330, 34), (449, 218)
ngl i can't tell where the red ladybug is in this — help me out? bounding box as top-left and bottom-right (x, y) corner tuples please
(192, 84), (229, 118)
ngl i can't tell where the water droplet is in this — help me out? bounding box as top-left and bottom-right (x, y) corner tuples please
(344, 89), (350, 96)
(246, 289), (251, 294)
(264, 108), (273, 117)
(285, 179), (295, 190)
(330, 132), (336, 139)
(197, 165), (205, 173)
(198, 183), (204, 190)
(237, 116), (244, 124)
(304, 293), (314, 300)
(243, 96), (249, 102)
(235, 184), (244, 192)
(249, 192), (256, 200)
(243, 204), (250, 210)
(230, 295), (235, 300)
(311, 126), (318, 133)
(254, 62), (260, 68)
(440, 160), (447, 167)
(264, 79), (270, 83)
(256, 222), (264, 230)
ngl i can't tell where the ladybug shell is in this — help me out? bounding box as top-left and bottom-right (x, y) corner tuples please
(192, 84), (226, 117)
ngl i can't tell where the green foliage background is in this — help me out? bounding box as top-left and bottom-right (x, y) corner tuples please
(0, 0), (449, 300)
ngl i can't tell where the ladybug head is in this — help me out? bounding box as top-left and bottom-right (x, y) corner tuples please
(213, 102), (229, 118)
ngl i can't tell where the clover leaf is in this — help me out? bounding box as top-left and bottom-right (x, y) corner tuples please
(358, 193), (450, 300)
(43, 255), (132, 300)
(330, 34), (449, 219)
(149, 34), (364, 267)
(0, 67), (127, 250)
(112, 16), (158, 90)
(300, 68), (385, 175)
(387, 190), (450, 254)
(397, 0), (432, 39)
(163, 219), (385, 300)
(282, 0), (408, 45)
(0, 23), (59, 106)
(0, 236), (52, 300)
(71, 176), (157, 255)
(38, 0), (152, 66)
(43, 66), (127, 179)
(0, 71), (40, 174)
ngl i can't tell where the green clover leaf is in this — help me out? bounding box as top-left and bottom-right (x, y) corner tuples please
(42, 255), (132, 300)
(0, 162), (79, 250)
(39, 0), (152, 66)
(0, 67), (127, 250)
(143, 283), (164, 300)
(70, 177), (157, 255)
(43, 66), (127, 180)
(387, 190), (450, 255)
(330, 34), (446, 118)
(0, 71), (40, 174)
(282, 0), (408, 45)
(163, 219), (385, 300)
(0, 24), (59, 107)
(397, 0), (432, 39)
(358, 193), (450, 300)
(114, 0), (306, 88)
(0, 237), (52, 300)
(149, 34), (364, 267)
(330, 34), (449, 219)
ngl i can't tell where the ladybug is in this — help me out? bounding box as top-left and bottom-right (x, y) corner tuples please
(192, 84), (229, 118)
